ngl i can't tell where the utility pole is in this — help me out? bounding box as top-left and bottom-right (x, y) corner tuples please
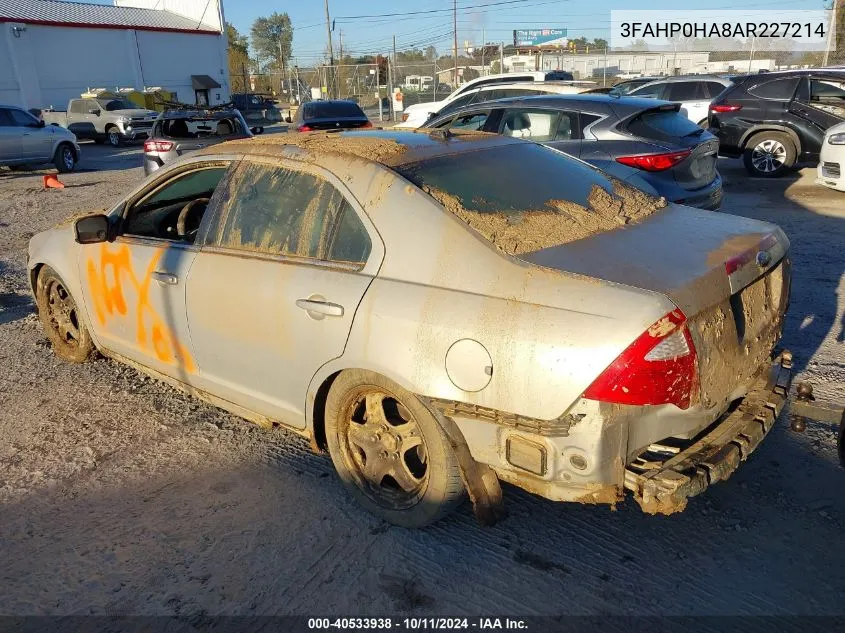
(500, 42), (504, 74)
(748, 36), (755, 73)
(324, 0), (334, 99)
(392, 34), (398, 122)
(388, 46), (394, 121)
(453, 0), (458, 86)
(481, 28), (486, 75)
(823, 0), (839, 67)
(338, 29), (343, 98)
(603, 46), (608, 87)
(376, 62), (383, 122)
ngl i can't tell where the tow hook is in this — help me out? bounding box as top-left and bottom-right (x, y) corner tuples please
(789, 380), (845, 468)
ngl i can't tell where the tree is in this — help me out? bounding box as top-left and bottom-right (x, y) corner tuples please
(227, 24), (252, 93)
(425, 46), (437, 61)
(251, 13), (293, 93)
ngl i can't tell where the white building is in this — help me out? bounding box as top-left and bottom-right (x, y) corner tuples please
(0, 0), (230, 110)
(503, 52), (713, 78)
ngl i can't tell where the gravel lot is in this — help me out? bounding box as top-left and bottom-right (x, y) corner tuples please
(1, 143), (843, 617)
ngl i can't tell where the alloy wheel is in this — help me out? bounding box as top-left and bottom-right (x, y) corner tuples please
(44, 278), (82, 349)
(751, 139), (787, 173)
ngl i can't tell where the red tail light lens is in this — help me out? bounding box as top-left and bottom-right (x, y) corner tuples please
(298, 125), (313, 132)
(583, 309), (698, 410)
(710, 104), (742, 113)
(143, 140), (174, 153)
(362, 121), (374, 128)
(615, 150), (691, 172)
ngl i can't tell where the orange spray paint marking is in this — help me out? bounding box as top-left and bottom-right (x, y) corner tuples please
(85, 243), (196, 373)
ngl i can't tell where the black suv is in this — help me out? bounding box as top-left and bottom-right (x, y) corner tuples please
(709, 69), (845, 177)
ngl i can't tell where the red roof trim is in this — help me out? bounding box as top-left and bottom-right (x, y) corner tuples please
(0, 17), (219, 35)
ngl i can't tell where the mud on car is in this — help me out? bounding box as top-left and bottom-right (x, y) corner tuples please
(28, 130), (792, 527)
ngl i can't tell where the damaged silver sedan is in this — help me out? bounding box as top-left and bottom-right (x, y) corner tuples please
(27, 130), (792, 526)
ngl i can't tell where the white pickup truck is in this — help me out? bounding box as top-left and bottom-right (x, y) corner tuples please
(43, 97), (158, 146)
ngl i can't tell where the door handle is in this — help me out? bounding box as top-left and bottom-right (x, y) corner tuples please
(151, 271), (178, 285)
(296, 298), (344, 317)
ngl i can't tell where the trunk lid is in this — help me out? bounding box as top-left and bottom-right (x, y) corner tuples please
(522, 206), (790, 408)
(303, 117), (370, 131)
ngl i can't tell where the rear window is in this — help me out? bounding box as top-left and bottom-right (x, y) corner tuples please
(545, 71), (574, 81)
(303, 101), (366, 118)
(158, 116), (245, 139)
(395, 143), (665, 254)
(100, 99), (136, 111)
(626, 109), (701, 141)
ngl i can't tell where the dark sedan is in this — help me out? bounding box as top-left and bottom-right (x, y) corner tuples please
(423, 94), (723, 210)
(293, 100), (373, 132)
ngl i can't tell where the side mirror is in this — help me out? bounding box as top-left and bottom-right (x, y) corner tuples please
(89, 109), (101, 116)
(74, 214), (111, 244)
(285, 116), (292, 123)
(37, 119), (46, 128)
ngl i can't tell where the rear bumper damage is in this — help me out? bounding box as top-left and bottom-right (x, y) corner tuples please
(624, 352), (793, 515)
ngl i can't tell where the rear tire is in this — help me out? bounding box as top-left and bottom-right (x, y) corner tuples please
(324, 369), (465, 527)
(53, 143), (76, 172)
(35, 266), (94, 363)
(743, 131), (796, 178)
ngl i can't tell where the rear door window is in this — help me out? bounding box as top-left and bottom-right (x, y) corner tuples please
(630, 83), (665, 99)
(809, 78), (845, 119)
(704, 82), (729, 99)
(327, 201), (372, 265)
(748, 77), (800, 100)
(664, 82), (705, 101)
(500, 108), (572, 141)
(216, 162), (359, 261)
(450, 111), (491, 131)
(0, 109), (13, 126)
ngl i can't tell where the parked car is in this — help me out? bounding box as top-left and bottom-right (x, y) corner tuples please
(627, 76), (734, 126)
(28, 130), (792, 526)
(0, 104), (80, 172)
(292, 100), (373, 132)
(401, 82), (597, 130)
(424, 94), (723, 210)
(609, 76), (663, 95)
(397, 70), (578, 128)
(231, 93), (282, 133)
(709, 69), (845, 177)
(142, 108), (251, 175)
(817, 120), (845, 192)
(42, 97), (157, 147)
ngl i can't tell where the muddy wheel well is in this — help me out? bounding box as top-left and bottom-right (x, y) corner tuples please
(311, 371), (341, 452)
(29, 264), (43, 310)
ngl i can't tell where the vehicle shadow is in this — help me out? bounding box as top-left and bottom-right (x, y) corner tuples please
(719, 161), (845, 391)
(0, 261), (34, 326)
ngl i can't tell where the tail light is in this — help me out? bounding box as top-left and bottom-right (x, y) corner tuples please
(362, 121), (374, 128)
(616, 150), (691, 172)
(710, 104), (742, 113)
(402, 113), (410, 122)
(298, 125), (313, 132)
(143, 140), (174, 153)
(583, 309), (698, 410)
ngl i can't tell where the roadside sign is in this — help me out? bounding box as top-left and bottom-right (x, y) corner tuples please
(513, 28), (568, 47)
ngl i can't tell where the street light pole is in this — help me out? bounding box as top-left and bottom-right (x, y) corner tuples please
(453, 0), (458, 86)
(324, 0), (334, 98)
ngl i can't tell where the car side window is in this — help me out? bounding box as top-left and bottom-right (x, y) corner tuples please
(0, 109), (13, 126)
(664, 82), (704, 101)
(7, 109), (38, 127)
(438, 92), (477, 117)
(69, 101), (84, 114)
(704, 82), (729, 99)
(450, 111), (490, 131)
(123, 166), (230, 242)
(217, 162), (353, 260)
(630, 83), (664, 99)
(748, 78), (799, 100)
(578, 113), (602, 138)
(500, 108), (566, 141)
(327, 201), (372, 265)
(809, 78), (845, 119)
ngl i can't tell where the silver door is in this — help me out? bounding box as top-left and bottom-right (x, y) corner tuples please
(8, 108), (52, 161)
(185, 158), (381, 428)
(0, 109), (22, 164)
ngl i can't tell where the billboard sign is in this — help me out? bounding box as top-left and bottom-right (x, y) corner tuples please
(513, 28), (568, 47)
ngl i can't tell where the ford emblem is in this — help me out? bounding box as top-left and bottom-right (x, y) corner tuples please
(756, 251), (772, 268)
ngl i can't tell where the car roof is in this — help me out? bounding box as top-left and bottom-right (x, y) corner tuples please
(731, 68), (845, 80)
(160, 109), (239, 119)
(196, 129), (523, 168)
(434, 93), (673, 117)
(637, 74), (731, 85)
(473, 81), (593, 92)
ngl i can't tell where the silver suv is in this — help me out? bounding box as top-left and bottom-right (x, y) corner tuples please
(0, 105), (80, 172)
(143, 108), (251, 175)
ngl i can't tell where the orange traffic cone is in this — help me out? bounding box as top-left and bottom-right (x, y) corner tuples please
(43, 174), (65, 189)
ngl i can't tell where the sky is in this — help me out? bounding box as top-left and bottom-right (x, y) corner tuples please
(220, 0), (825, 64)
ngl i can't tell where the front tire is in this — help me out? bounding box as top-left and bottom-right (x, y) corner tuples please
(35, 266), (94, 363)
(106, 127), (122, 147)
(54, 143), (76, 172)
(743, 131), (796, 178)
(324, 370), (465, 527)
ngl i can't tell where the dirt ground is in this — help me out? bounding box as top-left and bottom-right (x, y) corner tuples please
(0, 145), (843, 617)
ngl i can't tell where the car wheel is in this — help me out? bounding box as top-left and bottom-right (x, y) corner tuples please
(697, 118), (709, 128)
(53, 143), (76, 173)
(106, 127), (122, 147)
(35, 266), (94, 363)
(743, 131), (796, 178)
(324, 369), (465, 527)
(252, 127), (264, 134)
